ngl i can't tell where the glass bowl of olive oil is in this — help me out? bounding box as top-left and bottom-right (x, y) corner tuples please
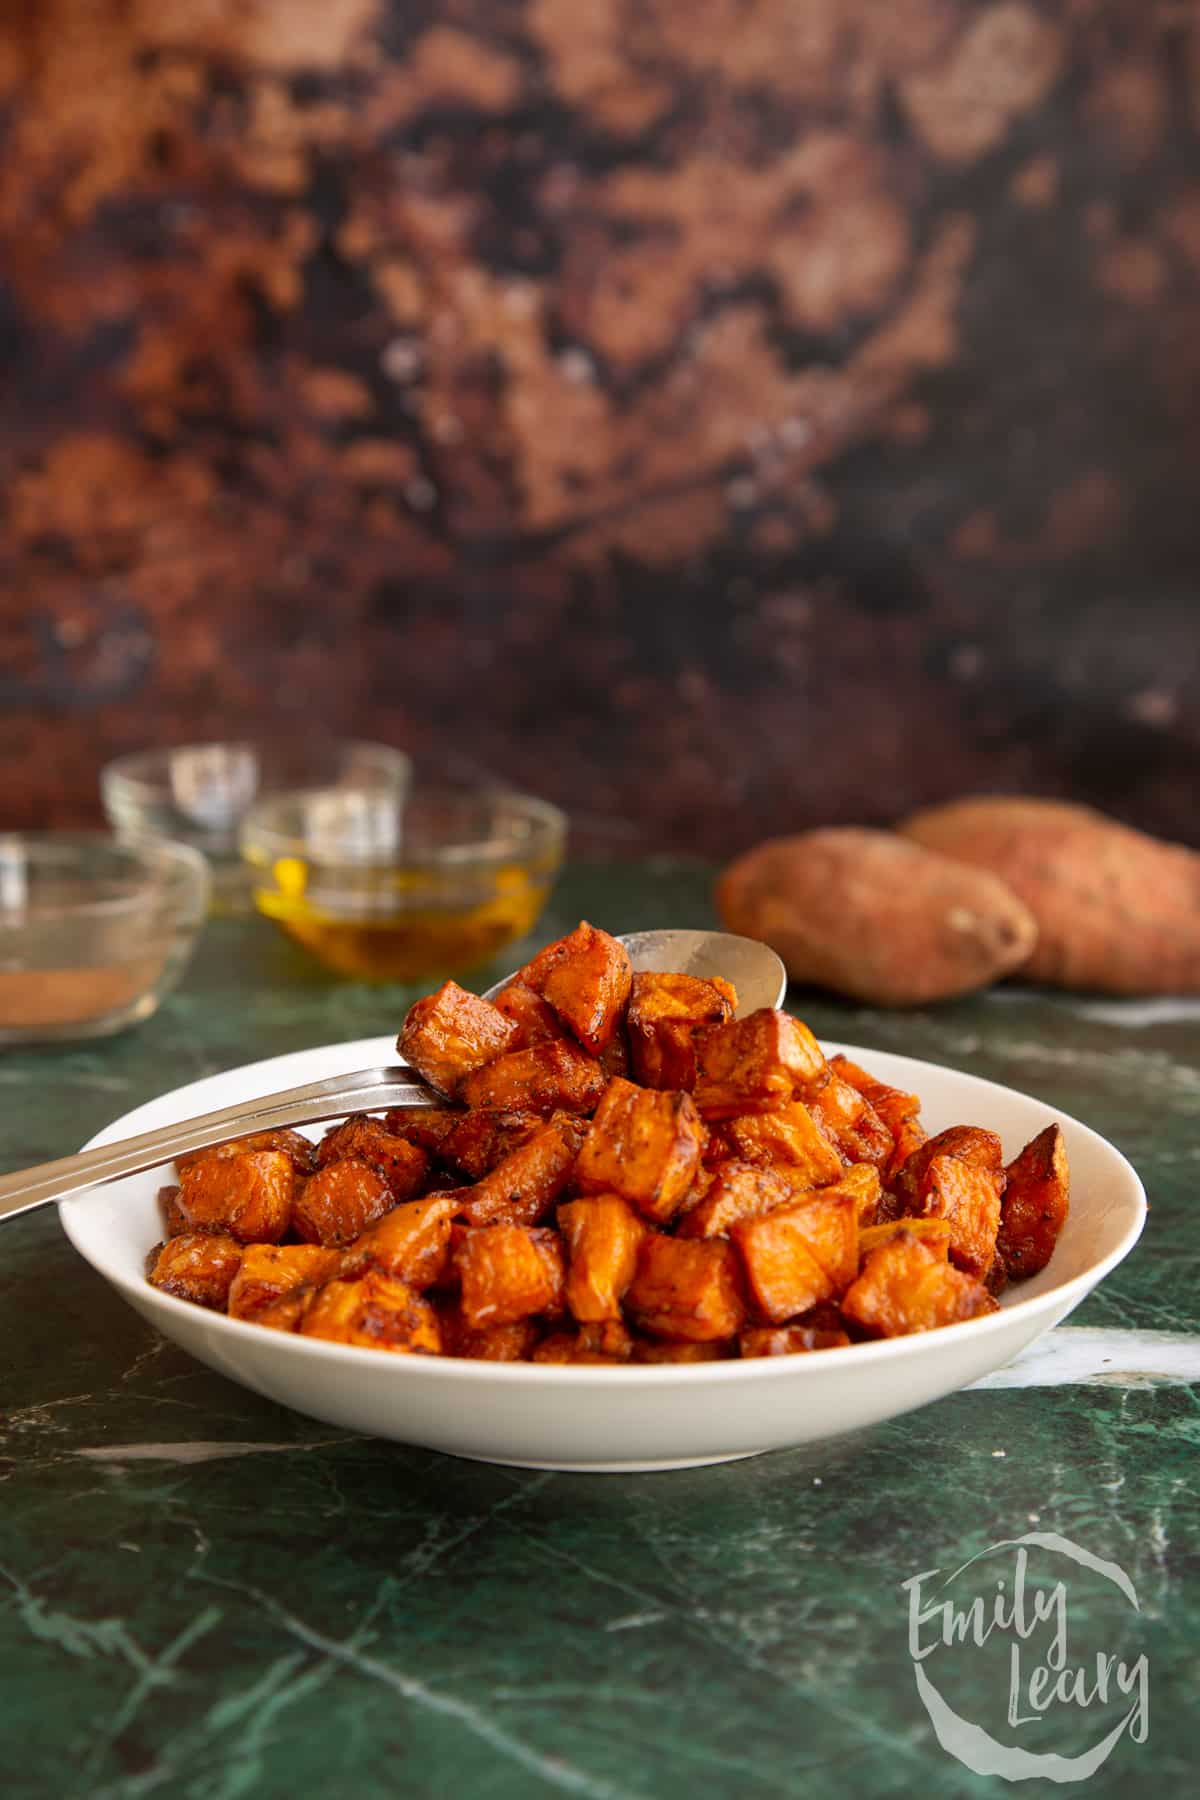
(240, 782), (566, 981)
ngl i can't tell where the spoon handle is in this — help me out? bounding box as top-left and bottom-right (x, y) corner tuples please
(0, 1067), (437, 1224)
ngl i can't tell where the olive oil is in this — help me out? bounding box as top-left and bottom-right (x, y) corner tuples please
(251, 855), (553, 980)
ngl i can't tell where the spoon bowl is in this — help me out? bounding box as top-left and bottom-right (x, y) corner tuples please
(0, 927), (786, 1222)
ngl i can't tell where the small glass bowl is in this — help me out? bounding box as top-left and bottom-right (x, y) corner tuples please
(240, 782), (566, 981)
(0, 833), (210, 1045)
(101, 739), (411, 913)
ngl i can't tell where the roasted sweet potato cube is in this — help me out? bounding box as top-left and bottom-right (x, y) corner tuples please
(293, 1157), (394, 1247)
(533, 1320), (635, 1363)
(841, 1232), (995, 1336)
(315, 1114), (430, 1202)
(343, 1194), (460, 1289)
(858, 1216), (952, 1261)
(513, 921), (632, 1055)
(176, 1128), (317, 1177)
(626, 1234), (747, 1341)
(458, 1039), (608, 1115)
(557, 1194), (645, 1321)
(148, 1233), (243, 1308)
(732, 1192), (859, 1323)
(626, 972), (736, 1090)
(492, 982), (566, 1048)
(158, 1184), (189, 1237)
(300, 1271), (442, 1352)
(441, 1309), (541, 1361)
(693, 1009), (827, 1119)
(442, 1107), (543, 1178)
(739, 1324), (851, 1356)
(820, 1162), (883, 1226)
(631, 1337), (736, 1363)
(397, 980), (519, 1094)
(676, 1160), (800, 1239)
(885, 1115), (929, 1188)
(460, 1118), (584, 1227)
(253, 1287), (318, 1333)
(179, 1150), (296, 1244)
(919, 1154), (1002, 1279)
(895, 1125), (1006, 1204)
(574, 1077), (705, 1222)
(725, 1101), (845, 1187)
(381, 1106), (463, 1154)
(997, 1124), (1070, 1279)
(455, 1224), (567, 1328)
(228, 1243), (342, 1321)
(808, 1076), (893, 1167)
(828, 1055), (921, 1131)
(599, 1025), (630, 1078)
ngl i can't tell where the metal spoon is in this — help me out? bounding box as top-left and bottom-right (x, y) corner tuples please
(0, 929), (785, 1224)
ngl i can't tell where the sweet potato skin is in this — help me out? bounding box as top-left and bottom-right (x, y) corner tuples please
(717, 828), (1038, 1006)
(900, 796), (1200, 993)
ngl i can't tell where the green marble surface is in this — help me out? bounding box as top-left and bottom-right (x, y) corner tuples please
(1, 861), (1196, 1796)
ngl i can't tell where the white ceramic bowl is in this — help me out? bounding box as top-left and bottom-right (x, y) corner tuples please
(61, 1038), (1146, 1472)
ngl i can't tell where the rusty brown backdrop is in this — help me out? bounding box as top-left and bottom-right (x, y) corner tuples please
(1, 1), (1198, 856)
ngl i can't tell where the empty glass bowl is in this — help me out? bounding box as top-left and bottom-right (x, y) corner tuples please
(0, 834), (210, 1044)
(240, 783), (566, 981)
(101, 739), (410, 912)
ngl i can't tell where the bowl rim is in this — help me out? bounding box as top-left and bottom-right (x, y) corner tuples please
(0, 830), (210, 924)
(239, 783), (568, 871)
(101, 737), (411, 804)
(60, 1035), (1148, 1387)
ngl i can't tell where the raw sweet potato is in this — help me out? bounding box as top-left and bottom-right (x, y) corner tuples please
(900, 796), (1200, 993)
(716, 828), (1038, 1006)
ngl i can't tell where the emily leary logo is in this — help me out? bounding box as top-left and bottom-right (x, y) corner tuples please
(902, 1531), (1150, 1782)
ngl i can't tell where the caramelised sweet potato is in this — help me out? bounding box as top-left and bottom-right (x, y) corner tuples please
(533, 1320), (636, 1363)
(732, 1191), (859, 1323)
(919, 1153), (1003, 1280)
(841, 1231), (995, 1335)
(716, 828), (1038, 1006)
(676, 1159), (799, 1239)
(997, 1124), (1070, 1278)
(341, 1195), (460, 1289)
(626, 1234), (747, 1341)
(228, 1244), (342, 1322)
(574, 1077), (705, 1222)
(148, 1233), (244, 1308)
(179, 1150), (296, 1244)
(382, 1106), (463, 1155)
(315, 1114), (430, 1201)
(301, 1271), (442, 1352)
(631, 1338), (735, 1362)
(397, 980), (518, 1093)
(858, 1217), (953, 1260)
(459, 1117), (584, 1227)
(158, 1184), (188, 1237)
(293, 1157), (394, 1247)
(175, 1128), (317, 1177)
(492, 982), (566, 1048)
(895, 1125), (1006, 1202)
(513, 921), (632, 1055)
(725, 1101), (845, 1187)
(693, 1009), (827, 1119)
(739, 1323), (851, 1356)
(458, 1039), (608, 1115)
(441, 1107), (543, 1179)
(557, 1194), (645, 1321)
(626, 972), (736, 1090)
(818, 1162), (883, 1226)
(455, 1223), (566, 1329)
(441, 1313), (542, 1362)
(828, 1055), (921, 1133)
(808, 1075), (892, 1167)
